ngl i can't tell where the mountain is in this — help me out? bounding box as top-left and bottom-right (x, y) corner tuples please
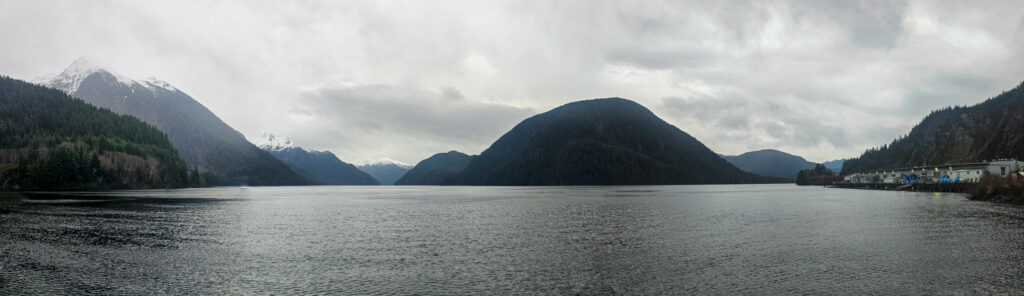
(394, 151), (475, 185)
(355, 158), (412, 185)
(722, 149), (816, 180)
(841, 81), (1024, 175)
(256, 133), (378, 185)
(0, 76), (190, 190)
(822, 159), (845, 172)
(38, 58), (307, 186)
(446, 98), (783, 185)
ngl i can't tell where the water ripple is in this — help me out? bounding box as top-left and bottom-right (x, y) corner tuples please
(1, 185), (1024, 294)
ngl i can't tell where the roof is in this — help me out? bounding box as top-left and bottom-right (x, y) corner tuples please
(848, 159), (1021, 175)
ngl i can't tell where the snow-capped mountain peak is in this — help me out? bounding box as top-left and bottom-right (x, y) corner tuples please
(37, 57), (180, 94)
(354, 158), (412, 169)
(255, 132), (296, 151)
(64, 57), (102, 77)
(37, 57), (127, 93)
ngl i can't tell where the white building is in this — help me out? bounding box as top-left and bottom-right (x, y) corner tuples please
(843, 159), (1024, 184)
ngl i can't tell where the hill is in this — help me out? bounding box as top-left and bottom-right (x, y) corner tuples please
(257, 133), (378, 185)
(38, 58), (307, 185)
(446, 98), (782, 185)
(841, 81), (1024, 175)
(0, 76), (191, 190)
(394, 151), (474, 185)
(722, 149), (816, 180)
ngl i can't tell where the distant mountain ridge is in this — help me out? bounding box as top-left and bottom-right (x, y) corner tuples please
(257, 133), (378, 185)
(446, 98), (785, 185)
(822, 159), (845, 172)
(722, 149), (816, 180)
(39, 58), (307, 186)
(395, 151), (475, 185)
(841, 81), (1024, 175)
(356, 158), (412, 185)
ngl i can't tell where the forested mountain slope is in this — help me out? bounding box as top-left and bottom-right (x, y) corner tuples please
(842, 81), (1024, 175)
(39, 58), (307, 185)
(0, 76), (191, 190)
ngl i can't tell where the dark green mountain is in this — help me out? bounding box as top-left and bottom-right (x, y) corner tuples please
(40, 58), (307, 186)
(446, 98), (783, 185)
(841, 81), (1024, 175)
(395, 151), (475, 185)
(722, 149), (815, 180)
(257, 133), (378, 185)
(0, 76), (190, 190)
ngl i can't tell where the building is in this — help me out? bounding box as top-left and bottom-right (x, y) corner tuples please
(843, 159), (1024, 184)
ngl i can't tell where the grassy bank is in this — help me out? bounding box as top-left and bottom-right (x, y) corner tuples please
(969, 174), (1024, 204)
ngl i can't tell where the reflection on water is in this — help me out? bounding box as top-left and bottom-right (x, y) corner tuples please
(2, 185), (1024, 294)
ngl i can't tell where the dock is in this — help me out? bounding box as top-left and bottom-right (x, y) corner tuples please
(830, 182), (974, 193)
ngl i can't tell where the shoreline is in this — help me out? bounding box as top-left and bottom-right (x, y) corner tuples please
(829, 182), (973, 193)
(967, 194), (1024, 205)
(830, 182), (1024, 205)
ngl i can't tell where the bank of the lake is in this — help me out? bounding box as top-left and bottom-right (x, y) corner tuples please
(968, 193), (1024, 204)
(826, 175), (1024, 205)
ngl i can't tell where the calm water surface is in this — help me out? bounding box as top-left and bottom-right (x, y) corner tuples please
(2, 185), (1024, 295)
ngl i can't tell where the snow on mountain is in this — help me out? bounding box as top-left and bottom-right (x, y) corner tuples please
(142, 77), (178, 92)
(36, 57), (133, 93)
(355, 158), (412, 185)
(354, 158), (413, 169)
(37, 57), (179, 94)
(255, 132), (298, 152)
(255, 133), (412, 171)
(255, 132), (378, 185)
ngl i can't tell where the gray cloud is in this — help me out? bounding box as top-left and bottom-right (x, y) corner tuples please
(1018, 16), (1024, 41)
(295, 84), (532, 142)
(902, 73), (996, 113)
(286, 84), (533, 163)
(805, 0), (909, 48)
(1, 0), (1023, 163)
(661, 93), (856, 151)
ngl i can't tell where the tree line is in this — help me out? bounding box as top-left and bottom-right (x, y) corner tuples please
(796, 164), (841, 186)
(0, 76), (205, 190)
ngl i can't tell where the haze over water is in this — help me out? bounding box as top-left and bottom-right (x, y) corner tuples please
(2, 185), (1023, 294)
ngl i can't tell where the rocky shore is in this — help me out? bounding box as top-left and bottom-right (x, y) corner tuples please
(968, 192), (1024, 205)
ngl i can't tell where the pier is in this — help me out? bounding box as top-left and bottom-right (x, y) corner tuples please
(830, 182), (973, 193)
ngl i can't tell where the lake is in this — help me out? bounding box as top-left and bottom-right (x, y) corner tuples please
(2, 185), (1023, 294)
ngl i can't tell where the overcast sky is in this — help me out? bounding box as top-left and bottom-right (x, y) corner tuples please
(2, 0), (1023, 164)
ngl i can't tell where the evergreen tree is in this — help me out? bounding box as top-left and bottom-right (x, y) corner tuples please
(0, 76), (188, 190)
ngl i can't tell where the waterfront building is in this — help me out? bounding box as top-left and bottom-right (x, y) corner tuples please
(842, 159), (1024, 184)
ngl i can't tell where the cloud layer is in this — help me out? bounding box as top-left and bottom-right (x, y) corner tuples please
(289, 84), (533, 161)
(1, 0), (1022, 163)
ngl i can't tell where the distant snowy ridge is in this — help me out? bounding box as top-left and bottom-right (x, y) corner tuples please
(256, 132), (378, 185)
(36, 57), (180, 94)
(354, 158), (413, 169)
(255, 132), (302, 152)
(355, 157), (413, 185)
